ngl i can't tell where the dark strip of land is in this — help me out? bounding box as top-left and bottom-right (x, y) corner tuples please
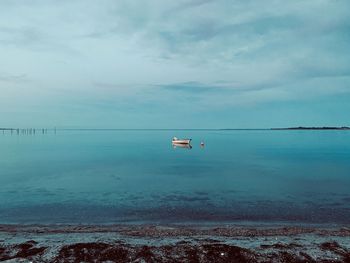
(271, 127), (350, 130)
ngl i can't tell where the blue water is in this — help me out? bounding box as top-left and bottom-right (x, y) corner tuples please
(0, 130), (350, 224)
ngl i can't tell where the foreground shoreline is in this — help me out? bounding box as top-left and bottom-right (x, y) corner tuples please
(1, 224), (350, 262)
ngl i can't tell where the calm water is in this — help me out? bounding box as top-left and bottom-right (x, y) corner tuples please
(1, 130), (350, 225)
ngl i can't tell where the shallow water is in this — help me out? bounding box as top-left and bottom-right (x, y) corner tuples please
(0, 129), (350, 224)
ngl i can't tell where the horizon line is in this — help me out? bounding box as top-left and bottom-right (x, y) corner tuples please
(1, 126), (349, 131)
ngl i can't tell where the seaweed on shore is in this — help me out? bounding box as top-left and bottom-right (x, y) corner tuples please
(0, 240), (47, 261)
(320, 241), (350, 262)
(0, 240), (349, 263)
(52, 242), (256, 263)
(1, 225), (350, 262)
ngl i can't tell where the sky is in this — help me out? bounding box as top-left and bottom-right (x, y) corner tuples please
(0, 0), (349, 129)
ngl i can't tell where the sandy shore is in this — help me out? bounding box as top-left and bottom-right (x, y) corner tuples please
(1, 224), (350, 262)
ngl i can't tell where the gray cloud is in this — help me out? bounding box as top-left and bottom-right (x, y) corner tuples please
(157, 81), (230, 94)
(0, 25), (81, 57)
(0, 26), (44, 46)
(0, 73), (29, 83)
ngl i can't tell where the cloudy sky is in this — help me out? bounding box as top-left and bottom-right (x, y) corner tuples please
(0, 0), (349, 128)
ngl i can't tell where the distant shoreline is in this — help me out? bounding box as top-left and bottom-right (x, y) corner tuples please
(271, 126), (350, 130)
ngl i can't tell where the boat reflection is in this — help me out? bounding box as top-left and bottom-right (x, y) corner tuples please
(172, 143), (192, 149)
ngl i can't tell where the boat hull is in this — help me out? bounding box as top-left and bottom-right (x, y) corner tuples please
(172, 139), (191, 144)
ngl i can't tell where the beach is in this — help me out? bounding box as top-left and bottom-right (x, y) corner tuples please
(1, 224), (350, 262)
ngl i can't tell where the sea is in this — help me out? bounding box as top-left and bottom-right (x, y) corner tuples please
(0, 129), (349, 225)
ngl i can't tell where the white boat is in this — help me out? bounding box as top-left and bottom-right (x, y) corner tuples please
(172, 137), (191, 144)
